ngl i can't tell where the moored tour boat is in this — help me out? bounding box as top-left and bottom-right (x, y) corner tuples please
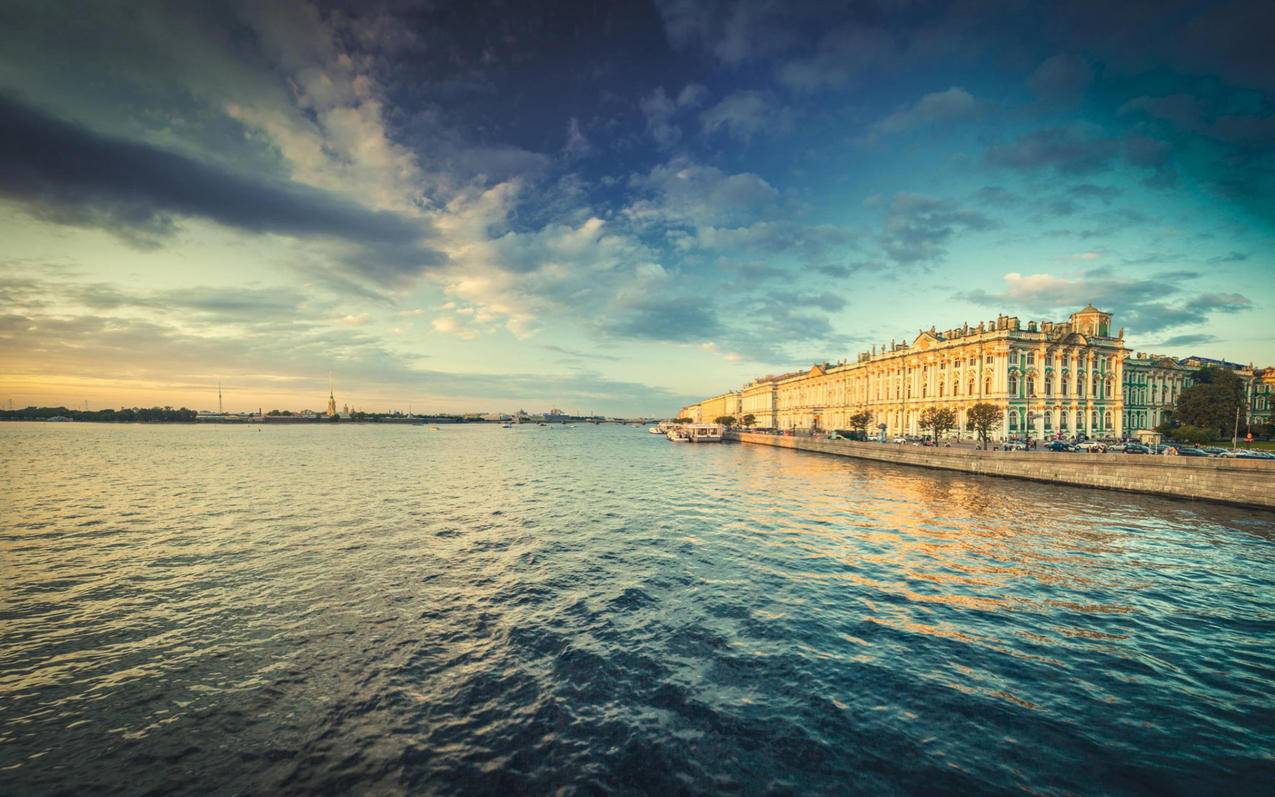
(687, 424), (723, 443)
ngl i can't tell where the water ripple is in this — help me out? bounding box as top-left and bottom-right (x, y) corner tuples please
(1, 422), (1273, 794)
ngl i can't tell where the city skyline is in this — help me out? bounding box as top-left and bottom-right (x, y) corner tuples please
(2, 1), (1274, 415)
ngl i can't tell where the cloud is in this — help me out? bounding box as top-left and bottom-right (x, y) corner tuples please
(871, 87), (983, 137)
(562, 117), (592, 159)
(655, 0), (796, 66)
(603, 293), (723, 342)
(955, 271), (1252, 335)
(1207, 251), (1249, 263)
(0, 273), (688, 414)
(986, 123), (1120, 175)
(775, 25), (894, 92)
(700, 91), (788, 141)
(626, 158), (780, 228)
(1028, 54), (1093, 106)
(640, 87), (682, 147)
(877, 194), (996, 266)
(0, 93), (443, 280)
(1150, 333), (1217, 348)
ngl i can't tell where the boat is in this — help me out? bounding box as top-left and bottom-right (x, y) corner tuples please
(501, 422), (512, 428)
(666, 427), (690, 442)
(687, 423), (724, 443)
(430, 426), (441, 431)
(648, 426), (664, 434)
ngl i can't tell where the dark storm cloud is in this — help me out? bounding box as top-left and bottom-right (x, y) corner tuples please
(0, 94), (444, 279)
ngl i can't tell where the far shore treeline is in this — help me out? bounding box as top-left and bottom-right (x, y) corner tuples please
(0, 406), (200, 422)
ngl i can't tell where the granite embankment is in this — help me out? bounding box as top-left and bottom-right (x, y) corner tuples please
(730, 432), (1275, 510)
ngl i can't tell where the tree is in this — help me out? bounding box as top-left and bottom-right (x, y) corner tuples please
(713, 415), (736, 428)
(1173, 424), (1213, 445)
(1174, 366), (1246, 438)
(966, 402), (1002, 448)
(919, 406), (956, 441)
(741, 413), (756, 428)
(848, 410), (873, 433)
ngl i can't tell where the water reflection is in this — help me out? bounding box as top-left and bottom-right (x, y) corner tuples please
(1, 423), (1273, 794)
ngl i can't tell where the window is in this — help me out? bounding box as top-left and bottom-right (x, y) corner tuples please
(984, 377), (992, 395)
(1061, 379), (1069, 396)
(968, 378), (975, 395)
(1009, 413), (1018, 430)
(1027, 377), (1035, 396)
(1008, 374), (1018, 396)
(1092, 410), (1099, 429)
(1076, 410), (1083, 429)
(1027, 352), (1035, 365)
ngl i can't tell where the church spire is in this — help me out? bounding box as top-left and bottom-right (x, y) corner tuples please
(326, 372), (337, 417)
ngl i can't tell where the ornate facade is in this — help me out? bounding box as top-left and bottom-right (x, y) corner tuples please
(776, 306), (1128, 439)
(681, 306), (1272, 440)
(687, 306), (1130, 441)
(1121, 353), (1190, 432)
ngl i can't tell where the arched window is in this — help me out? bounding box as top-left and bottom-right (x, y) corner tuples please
(1092, 410), (1099, 429)
(1044, 412), (1053, 430)
(984, 377), (992, 395)
(939, 382), (945, 397)
(1061, 413), (1069, 430)
(968, 378), (975, 395)
(1027, 377), (1035, 396)
(1075, 410), (1083, 430)
(1008, 374), (1018, 396)
(1009, 412), (1018, 430)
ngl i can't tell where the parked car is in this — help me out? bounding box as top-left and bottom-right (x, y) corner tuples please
(1005, 440), (1028, 451)
(891, 436), (908, 444)
(1075, 441), (1106, 453)
(1122, 444), (1150, 454)
(1175, 447), (1209, 457)
(1046, 441), (1074, 452)
(1200, 446), (1228, 456)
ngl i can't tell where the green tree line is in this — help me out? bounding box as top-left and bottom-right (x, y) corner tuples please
(0, 406), (199, 422)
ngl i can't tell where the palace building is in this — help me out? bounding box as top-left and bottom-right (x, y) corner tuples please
(682, 305), (1272, 441)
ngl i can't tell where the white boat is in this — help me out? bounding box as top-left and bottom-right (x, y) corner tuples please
(648, 426), (664, 434)
(666, 427), (690, 442)
(687, 424), (723, 443)
(501, 422), (512, 428)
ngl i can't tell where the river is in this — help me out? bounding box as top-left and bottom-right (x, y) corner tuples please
(2, 422), (1272, 794)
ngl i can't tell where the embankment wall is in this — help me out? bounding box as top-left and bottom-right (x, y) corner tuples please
(730, 432), (1275, 510)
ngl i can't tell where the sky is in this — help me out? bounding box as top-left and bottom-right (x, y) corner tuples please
(1, 0), (1273, 416)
